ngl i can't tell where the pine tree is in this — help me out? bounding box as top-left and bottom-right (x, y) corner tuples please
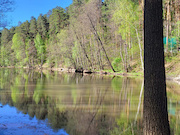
(49, 7), (68, 36)
(37, 14), (48, 39)
(1, 28), (11, 45)
(29, 16), (37, 38)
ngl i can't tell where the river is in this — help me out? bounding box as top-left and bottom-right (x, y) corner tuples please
(0, 69), (179, 135)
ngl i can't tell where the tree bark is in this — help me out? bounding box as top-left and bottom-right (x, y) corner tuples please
(119, 42), (125, 71)
(124, 43), (128, 72)
(143, 0), (170, 134)
(135, 29), (144, 71)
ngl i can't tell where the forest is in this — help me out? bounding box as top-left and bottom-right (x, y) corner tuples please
(0, 0), (179, 73)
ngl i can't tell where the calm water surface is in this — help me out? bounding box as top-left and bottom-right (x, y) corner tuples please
(0, 69), (179, 135)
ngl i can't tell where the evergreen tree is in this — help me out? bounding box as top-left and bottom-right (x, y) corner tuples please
(1, 28), (11, 45)
(21, 21), (30, 38)
(49, 7), (69, 36)
(9, 27), (15, 39)
(0, 0), (179, 71)
(37, 14), (48, 39)
(29, 16), (37, 38)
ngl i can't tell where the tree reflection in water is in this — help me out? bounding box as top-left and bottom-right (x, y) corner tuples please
(0, 69), (179, 135)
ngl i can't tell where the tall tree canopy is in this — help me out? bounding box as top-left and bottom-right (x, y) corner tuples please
(0, 0), (179, 72)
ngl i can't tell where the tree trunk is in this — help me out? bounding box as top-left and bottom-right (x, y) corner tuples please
(176, 0), (180, 51)
(124, 43), (128, 72)
(166, 0), (170, 53)
(136, 29), (144, 71)
(87, 14), (116, 72)
(73, 27), (93, 68)
(119, 42), (125, 71)
(143, 0), (170, 134)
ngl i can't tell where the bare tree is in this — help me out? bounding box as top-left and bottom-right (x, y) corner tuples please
(87, 14), (116, 72)
(84, 0), (116, 72)
(0, 0), (14, 29)
(72, 26), (93, 68)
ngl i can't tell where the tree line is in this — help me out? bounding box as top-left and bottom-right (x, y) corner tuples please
(0, 0), (179, 72)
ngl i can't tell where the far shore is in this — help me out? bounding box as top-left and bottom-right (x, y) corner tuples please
(0, 66), (180, 84)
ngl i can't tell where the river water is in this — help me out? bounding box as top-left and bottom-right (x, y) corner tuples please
(0, 69), (179, 135)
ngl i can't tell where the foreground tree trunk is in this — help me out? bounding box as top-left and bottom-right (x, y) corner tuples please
(143, 0), (170, 134)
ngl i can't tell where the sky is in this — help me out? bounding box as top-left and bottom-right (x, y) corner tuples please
(7, 0), (73, 28)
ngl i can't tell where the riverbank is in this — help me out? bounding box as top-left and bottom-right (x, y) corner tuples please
(0, 63), (179, 83)
(42, 67), (143, 77)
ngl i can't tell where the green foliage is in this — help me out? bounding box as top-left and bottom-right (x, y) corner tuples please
(37, 14), (48, 39)
(24, 38), (31, 64)
(21, 21), (30, 37)
(1, 28), (11, 45)
(12, 33), (25, 66)
(111, 111), (142, 135)
(46, 29), (70, 67)
(0, 28), (15, 66)
(72, 41), (79, 60)
(49, 7), (69, 36)
(112, 57), (122, 72)
(165, 53), (178, 62)
(113, 0), (139, 40)
(0, 46), (9, 66)
(34, 33), (46, 66)
(56, 29), (70, 66)
(171, 21), (180, 37)
(29, 16), (37, 38)
(0, 0), (179, 72)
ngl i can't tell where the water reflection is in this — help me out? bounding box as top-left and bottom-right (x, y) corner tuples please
(0, 69), (179, 135)
(166, 81), (180, 134)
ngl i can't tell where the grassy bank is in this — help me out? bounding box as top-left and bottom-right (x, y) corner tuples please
(165, 53), (180, 78)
